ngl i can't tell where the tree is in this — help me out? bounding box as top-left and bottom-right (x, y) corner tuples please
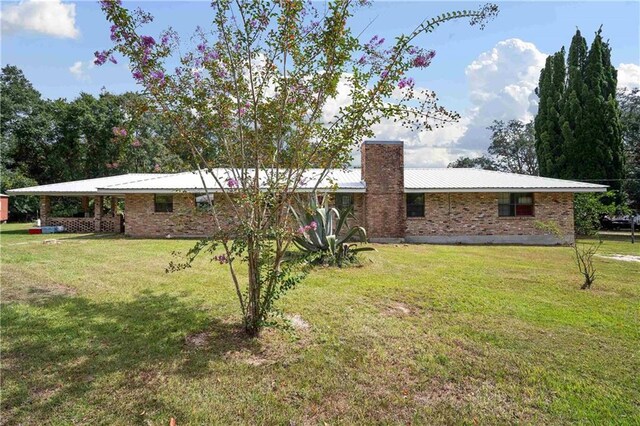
(618, 88), (640, 209)
(534, 28), (625, 188)
(448, 119), (537, 175)
(447, 155), (498, 170)
(535, 49), (565, 177)
(0, 65), (54, 185)
(97, 0), (498, 335)
(487, 120), (538, 175)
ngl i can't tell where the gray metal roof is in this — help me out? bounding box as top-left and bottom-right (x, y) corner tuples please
(103, 168), (366, 193)
(404, 168), (608, 193)
(5, 174), (171, 196)
(6, 168), (607, 196)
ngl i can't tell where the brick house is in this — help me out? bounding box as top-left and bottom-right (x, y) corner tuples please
(8, 141), (607, 244)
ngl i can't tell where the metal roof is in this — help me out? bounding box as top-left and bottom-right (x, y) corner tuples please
(404, 168), (607, 193)
(6, 168), (607, 196)
(103, 168), (366, 193)
(5, 174), (171, 196)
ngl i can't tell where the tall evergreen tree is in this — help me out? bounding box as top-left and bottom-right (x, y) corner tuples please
(535, 49), (565, 177)
(535, 28), (624, 189)
(560, 30), (588, 180)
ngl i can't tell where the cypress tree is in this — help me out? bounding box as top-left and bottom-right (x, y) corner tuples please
(535, 28), (624, 188)
(561, 30), (588, 180)
(534, 49), (565, 177)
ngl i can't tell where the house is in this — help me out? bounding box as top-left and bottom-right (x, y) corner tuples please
(7, 141), (607, 244)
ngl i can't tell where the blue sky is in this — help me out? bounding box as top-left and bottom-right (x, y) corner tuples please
(2, 1), (639, 166)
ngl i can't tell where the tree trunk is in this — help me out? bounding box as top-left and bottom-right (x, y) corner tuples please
(244, 238), (261, 336)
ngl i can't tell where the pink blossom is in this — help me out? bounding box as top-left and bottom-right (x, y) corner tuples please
(226, 178), (239, 188)
(141, 35), (156, 47)
(412, 51), (436, 68)
(131, 139), (142, 147)
(93, 50), (109, 66)
(309, 221), (318, 231)
(213, 254), (228, 264)
(398, 77), (414, 89)
(298, 226), (306, 234)
(112, 127), (127, 137)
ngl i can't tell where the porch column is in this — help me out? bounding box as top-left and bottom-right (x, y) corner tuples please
(40, 195), (51, 226)
(94, 196), (103, 232)
(110, 196), (118, 217)
(82, 196), (90, 218)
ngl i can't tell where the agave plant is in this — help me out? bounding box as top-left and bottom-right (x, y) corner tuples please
(291, 193), (375, 266)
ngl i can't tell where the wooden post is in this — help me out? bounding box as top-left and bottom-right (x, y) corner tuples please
(94, 196), (103, 232)
(110, 196), (118, 217)
(82, 196), (90, 217)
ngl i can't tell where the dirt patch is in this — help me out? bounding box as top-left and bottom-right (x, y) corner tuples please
(414, 378), (534, 422)
(597, 254), (640, 263)
(225, 349), (273, 366)
(381, 301), (417, 316)
(185, 331), (211, 348)
(1, 265), (76, 304)
(286, 314), (310, 331)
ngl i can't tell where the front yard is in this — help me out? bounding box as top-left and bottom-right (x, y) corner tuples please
(1, 223), (638, 424)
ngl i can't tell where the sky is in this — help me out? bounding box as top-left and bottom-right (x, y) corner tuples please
(1, 0), (639, 167)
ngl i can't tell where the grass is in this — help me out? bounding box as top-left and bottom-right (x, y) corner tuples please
(1, 223), (639, 424)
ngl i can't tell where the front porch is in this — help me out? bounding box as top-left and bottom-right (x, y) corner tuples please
(40, 195), (123, 233)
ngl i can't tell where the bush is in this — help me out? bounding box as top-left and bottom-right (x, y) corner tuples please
(573, 191), (620, 235)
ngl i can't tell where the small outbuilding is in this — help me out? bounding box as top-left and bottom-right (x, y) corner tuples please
(0, 194), (8, 223)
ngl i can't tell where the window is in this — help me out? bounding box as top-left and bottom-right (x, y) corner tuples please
(406, 193), (425, 217)
(498, 193), (534, 217)
(195, 193), (213, 212)
(335, 193), (353, 211)
(154, 194), (173, 213)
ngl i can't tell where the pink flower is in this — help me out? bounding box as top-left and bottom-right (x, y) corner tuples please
(112, 127), (127, 137)
(226, 178), (239, 188)
(131, 139), (142, 147)
(398, 77), (414, 89)
(151, 70), (165, 83)
(309, 221), (318, 231)
(141, 35), (156, 47)
(298, 226), (306, 234)
(93, 50), (109, 66)
(412, 51), (436, 68)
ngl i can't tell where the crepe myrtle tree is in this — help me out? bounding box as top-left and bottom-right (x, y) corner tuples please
(97, 0), (498, 336)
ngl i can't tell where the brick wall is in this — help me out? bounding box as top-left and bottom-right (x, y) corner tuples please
(124, 193), (242, 237)
(405, 192), (574, 244)
(124, 192), (366, 238)
(361, 141), (405, 240)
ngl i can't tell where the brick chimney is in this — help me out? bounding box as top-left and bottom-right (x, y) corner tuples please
(361, 140), (405, 241)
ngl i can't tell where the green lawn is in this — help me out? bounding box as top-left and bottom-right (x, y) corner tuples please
(1, 223), (639, 425)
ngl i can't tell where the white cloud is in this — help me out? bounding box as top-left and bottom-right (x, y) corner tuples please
(322, 38), (548, 167)
(618, 63), (640, 90)
(69, 60), (90, 81)
(1, 0), (80, 39)
(453, 38), (546, 156)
